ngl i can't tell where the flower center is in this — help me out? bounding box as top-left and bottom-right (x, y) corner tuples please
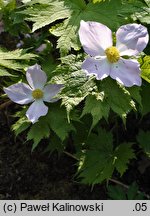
(32, 89), (44, 99)
(105, 46), (120, 63)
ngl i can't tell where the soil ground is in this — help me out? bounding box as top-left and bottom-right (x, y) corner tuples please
(0, 108), (107, 200)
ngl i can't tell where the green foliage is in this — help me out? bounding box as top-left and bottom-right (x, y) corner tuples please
(81, 94), (110, 131)
(114, 143), (136, 175)
(53, 56), (141, 125)
(137, 130), (150, 157)
(20, 0), (146, 55)
(21, 0), (71, 32)
(132, 0), (150, 24)
(46, 104), (75, 141)
(141, 82), (150, 115)
(1, 0), (150, 188)
(44, 135), (65, 154)
(107, 182), (145, 200)
(12, 117), (31, 137)
(52, 55), (96, 118)
(77, 128), (135, 184)
(27, 119), (50, 150)
(0, 0), (16, 12)
(26, 104), (75, 149)
(0, 48), (37, 76)
(91, 0), (106, 3)
(99, 78), (139, 122)
(141, 56), (150, 83)
(1, 0), (30, 35)
(12, 108), (31, 136)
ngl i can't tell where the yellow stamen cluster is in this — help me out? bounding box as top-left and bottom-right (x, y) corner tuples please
(32, 89), (44, 99)
(105, 46), (120, 63)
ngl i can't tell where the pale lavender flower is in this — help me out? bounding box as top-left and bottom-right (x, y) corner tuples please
(36, 44), (47, 53)
(4, 64), (63, 123)
(79, 20), (149, 87)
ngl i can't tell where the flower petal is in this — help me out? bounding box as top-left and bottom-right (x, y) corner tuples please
(43, 84), (63, 102)
(116, 23), (149, 56)
(82, 57), (110, 80)
(110, 58), (142, 87)
(4, 83), (33, 104)
(79, 20), (112, 56)
(26, 64), (47, 89)
(26, 100), (48, 123)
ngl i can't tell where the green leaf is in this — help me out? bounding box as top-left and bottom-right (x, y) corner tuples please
(50, 19), (81, 56)
(114, 143), (135, 175)
(141, 56), (150, 83)
(45, 135), (64, 154)
(0, 48), (37, 75)
(78, 129), (135, 184)
(0, 48), (36, 60)
(107, 182), (145, 200)
(0, 66), (15, 76)
(132, 0), (150, 24)
(1, 0), (16, 11)
(77, 129), (114, 184)
(137, 130), (150, 157)
(107, 185), (127, 200)
(52, 55), (96, 117)
(128, 86), (142, 107)
(141, 82), (150, 115)
(22, 0), (145, 55)
(92, 0), (106, 3)
(127, 182), (140, 200)
(12, 116), (31, 136)
(27, 120), (50, 150)
(101, 78), (136, 121)
(81, 94), (110, 131)
(21, 0), (71, 32)
(46, 104), (75, 141)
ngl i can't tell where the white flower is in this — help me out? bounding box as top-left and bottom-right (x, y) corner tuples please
(79, 20), (149, 87)
(4, 64), (63, 123)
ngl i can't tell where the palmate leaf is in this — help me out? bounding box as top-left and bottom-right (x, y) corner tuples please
(114, 143), (135, 175)
(21, 0), (146, 55)
(137, 130), (150, 157)
(26, 103), (75, 149)
(81, 85), (141, 131)
(107, 182), (145, 200)
(20, 0), (71, 32)
(0, 48), (37, 75)
(12, 116), (31, 137)
(81, 78), (141, 131)
(81, 94), (110, 131)
(12, 108), (31, 137)
(46, 104), (75, 141)
(51, 55), (96, 117)
(27, 119), (50, 150)
(77, 129), (135, 184)
(101, 78), (137, 120)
